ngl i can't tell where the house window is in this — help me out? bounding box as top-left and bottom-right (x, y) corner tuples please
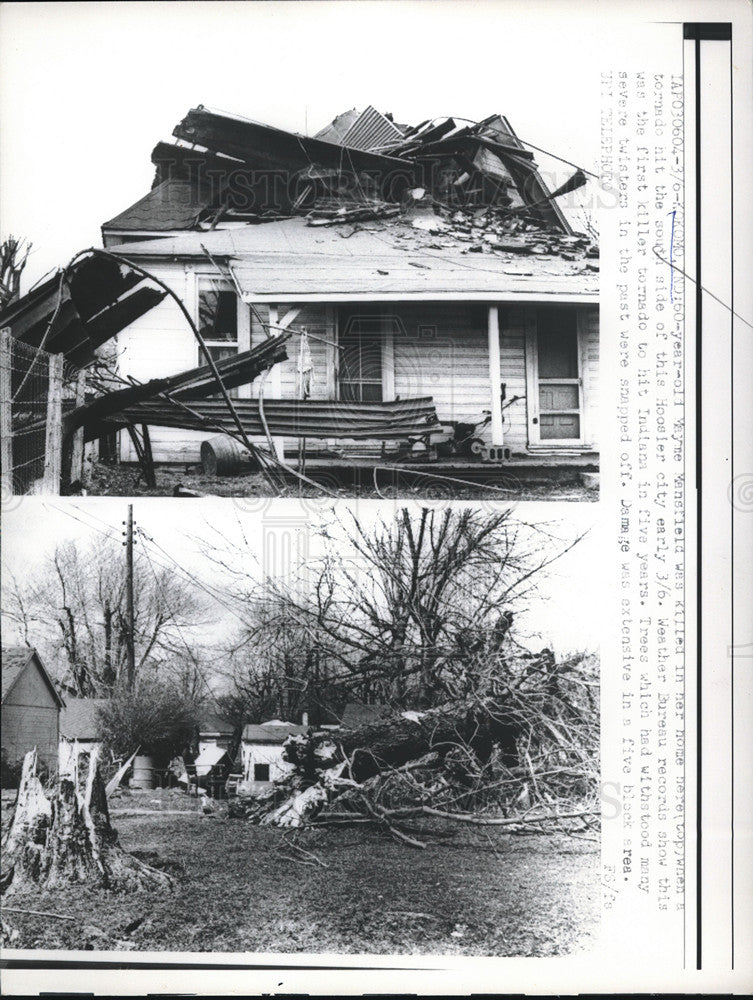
(196, 279), (239, 394)
(531, 309), (583, 443)
(338, 313), (384, 402)
(254, 763), (270, 781)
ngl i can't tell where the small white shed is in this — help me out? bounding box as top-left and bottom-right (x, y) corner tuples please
(240, 720), (309, 785)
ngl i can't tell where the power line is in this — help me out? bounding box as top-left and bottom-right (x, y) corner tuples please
(136, 539), (229, 703)
(45, 500), (249, 625)
(134, 526), (251, 625)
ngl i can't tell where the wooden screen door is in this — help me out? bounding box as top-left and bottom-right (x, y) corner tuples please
(529, 308), (584, 445)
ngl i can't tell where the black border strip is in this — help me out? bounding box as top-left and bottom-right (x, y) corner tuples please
(694, 31), (703, 974)
(684, 19), (734, 973)
(1, 958), (432, 972)
(729, 28), (735, 971)
(684, 23), (732, 41)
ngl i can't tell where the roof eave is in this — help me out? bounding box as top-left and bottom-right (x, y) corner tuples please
(241, 289), (599, 304)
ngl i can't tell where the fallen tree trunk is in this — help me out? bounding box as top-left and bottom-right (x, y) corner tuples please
(337, 699), (519, 780)
(1, 748), (175, 896)
(235, 653), (600, 844)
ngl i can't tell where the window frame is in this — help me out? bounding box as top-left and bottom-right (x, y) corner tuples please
(253, 762), (271, 782)
(192, 272), (251, 397)
(335, 309), (396, 403)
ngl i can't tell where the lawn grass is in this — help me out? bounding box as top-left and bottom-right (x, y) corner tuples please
(1, 809), (599, 957)
(84, 461), (594, 502)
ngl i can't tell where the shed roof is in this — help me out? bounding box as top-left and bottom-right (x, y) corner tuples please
(194, 744), (232, 773)
(60, 698), (109, 740)
(198, 713), (235, 736)
(1, 647), (65, 708)
(106, 218), (598, 302)
(241, 722), (309, 744)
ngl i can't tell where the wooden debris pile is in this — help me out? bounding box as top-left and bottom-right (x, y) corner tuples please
(0, 252), (167, 367)
(134, 105), (597, 257)
(66, 332), (291, 443)
(228, 651), (600, 847)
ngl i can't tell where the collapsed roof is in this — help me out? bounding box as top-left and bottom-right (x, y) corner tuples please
(103, 105), (591, 240)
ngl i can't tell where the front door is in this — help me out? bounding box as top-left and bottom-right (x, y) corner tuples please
(527, 308), (584, 446)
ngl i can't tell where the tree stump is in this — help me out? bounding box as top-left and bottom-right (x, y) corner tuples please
(1, 748), (175, 896)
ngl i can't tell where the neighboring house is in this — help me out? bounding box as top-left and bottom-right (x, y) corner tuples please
(58, 697), (108, 771)
(196, 713), (235, 756)
(1, 647), (65, 768)
(240, 720), (309, 785)
(341, 702), (390, 729)
(97, 106), (599, 479)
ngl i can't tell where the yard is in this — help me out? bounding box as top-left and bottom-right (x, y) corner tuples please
(82, 460), (597, 502)
(1, 792), (599, 957)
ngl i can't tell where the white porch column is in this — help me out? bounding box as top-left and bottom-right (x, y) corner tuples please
(487, 305), (504, 447)
(267, 304), (285, 460)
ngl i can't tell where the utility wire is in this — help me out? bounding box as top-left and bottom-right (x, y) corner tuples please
(136, 538), (229, 701)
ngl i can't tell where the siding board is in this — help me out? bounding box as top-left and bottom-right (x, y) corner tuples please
(1, 659), (60, 765)
(114, 271), (599, 463)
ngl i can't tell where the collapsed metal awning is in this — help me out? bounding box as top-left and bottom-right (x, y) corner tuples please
(0, 253), (167, 366)
(96, 396), (442, 442)
(64, 333), (290, 440)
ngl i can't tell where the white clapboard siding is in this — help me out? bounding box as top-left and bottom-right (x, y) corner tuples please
(393, 303), (488, 424)
(116, 263), (257, 464)
(249, 303), (333, 455)
(115, 263), (211, 463)
(498, 307), (529, 453)
(113, 271), (599, 464)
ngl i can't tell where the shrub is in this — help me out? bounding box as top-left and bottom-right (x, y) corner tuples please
(1, 749), (24, 789)
(97, 682), (198, 764)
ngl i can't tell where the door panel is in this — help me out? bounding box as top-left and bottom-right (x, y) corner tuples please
(528, 308), (584, 445)
(539, 384), (579, 410)
(540, 413), (581, 439)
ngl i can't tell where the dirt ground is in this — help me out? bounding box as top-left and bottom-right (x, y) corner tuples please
(1, 793), (600, 957)
(81, 460), (596, 502)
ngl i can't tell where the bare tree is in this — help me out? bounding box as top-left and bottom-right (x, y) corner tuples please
(3, 537), (209, 697)
(220, 595), (337, 726)
(234, 507), (585, 711)
(0, 235), (32, 309)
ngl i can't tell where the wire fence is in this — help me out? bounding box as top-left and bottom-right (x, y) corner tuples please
(0, 328), (88, 497)
(1, 330), (56, 494)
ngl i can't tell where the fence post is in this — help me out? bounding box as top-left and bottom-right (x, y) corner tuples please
(69, 368), (86, 485)
(42, 353), (64, 495)
(0, 328), (12, 494)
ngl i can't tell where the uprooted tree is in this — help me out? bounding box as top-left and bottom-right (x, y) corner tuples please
(1, 748), (175, 896)
(230, 648), (600, 846)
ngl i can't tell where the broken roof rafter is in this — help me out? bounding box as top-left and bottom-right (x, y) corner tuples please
(105, 103), (590, 238)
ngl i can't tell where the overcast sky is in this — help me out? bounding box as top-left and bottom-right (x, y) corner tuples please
(1, 498), (601, 660)
(0, 0), (681, 290)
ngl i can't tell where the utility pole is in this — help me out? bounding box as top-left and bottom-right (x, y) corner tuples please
(123, 503), (135, 690)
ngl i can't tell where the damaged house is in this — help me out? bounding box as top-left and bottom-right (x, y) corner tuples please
(1, 105), (599, 492)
